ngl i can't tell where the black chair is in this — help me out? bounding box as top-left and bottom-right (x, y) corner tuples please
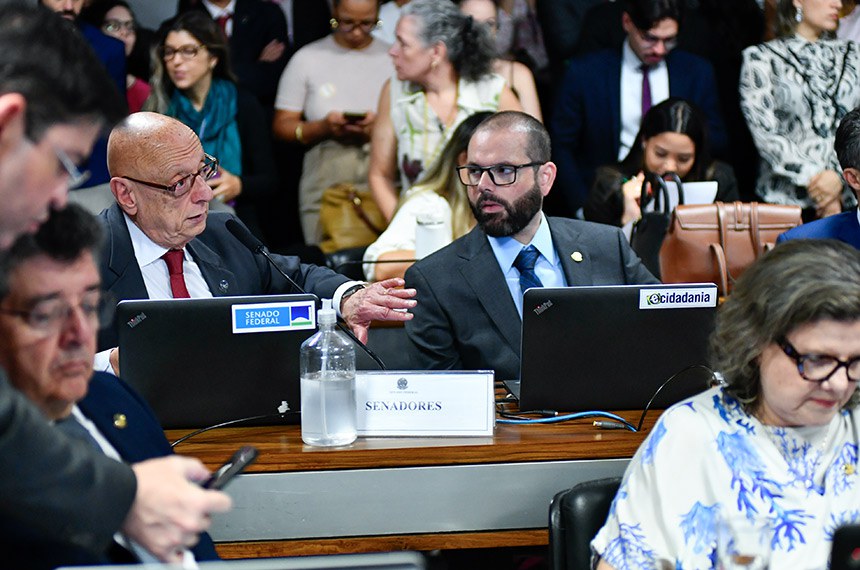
(356, 323), (416, 371)
(548, 477), (622, 570)
(326, 246), (368, 281)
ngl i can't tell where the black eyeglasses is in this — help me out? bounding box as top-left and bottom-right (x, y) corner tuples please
(778, 338), (860, 383)
(456, 162), (544, 187)
(120, 154), (219, 197)
(161, 43), (204, 62)
(0, 291), (115, 335)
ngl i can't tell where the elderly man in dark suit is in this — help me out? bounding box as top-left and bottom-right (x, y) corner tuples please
(405, 112), (658, 381)
(550, 0), (727, 216)
(0, 206), (220, 567)
(778, 107), (860, 248)
(96, 112), (415, 372)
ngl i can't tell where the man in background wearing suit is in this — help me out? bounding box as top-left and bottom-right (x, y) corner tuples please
(549, 0), (726, 216)
(0, 206), (221, 567)
(405, 112), (658, 381)
(0, 5), (230, 566)
(96, 112), (415, 372)
(778, 108), (860, 248)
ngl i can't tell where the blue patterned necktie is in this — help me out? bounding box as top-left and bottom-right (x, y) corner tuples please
(513, 245), (544, 295)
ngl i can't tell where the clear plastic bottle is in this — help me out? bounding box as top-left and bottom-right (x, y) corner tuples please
(300, 298), (357, 446)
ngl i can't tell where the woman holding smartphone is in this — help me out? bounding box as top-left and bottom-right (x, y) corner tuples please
(272, 0), (392, 246)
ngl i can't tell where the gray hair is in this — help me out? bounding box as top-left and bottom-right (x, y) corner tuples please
(401, 0), (495, 81)
(711, 239), (860, 411)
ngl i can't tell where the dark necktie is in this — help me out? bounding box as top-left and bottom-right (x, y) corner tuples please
(162, 249), (191, 299)
(513, 245), (544, 295)
(56, 414), (102, 451)
(641, 64), (652, 118)
(216, 13), (232, 37)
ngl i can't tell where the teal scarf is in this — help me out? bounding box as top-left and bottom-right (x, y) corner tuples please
(168, 78), (242, 175)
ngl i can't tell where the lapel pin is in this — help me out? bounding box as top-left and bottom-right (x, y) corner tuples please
(219, 280), (229, 293)
(571, 252), (583, 262)
(113, 413), (127, 429)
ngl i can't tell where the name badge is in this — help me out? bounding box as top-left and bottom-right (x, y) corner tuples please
(355, 371), (495, 436)
(231, 300), (316, 334)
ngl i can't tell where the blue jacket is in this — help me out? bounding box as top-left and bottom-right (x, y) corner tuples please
(550, 48), (727, 214)
(776, 210), (860, 249)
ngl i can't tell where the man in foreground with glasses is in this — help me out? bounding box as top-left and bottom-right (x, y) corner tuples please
(96, 112), (415, 372)
(0, 205), (221, 566)
(549, 0), (726, 216)
(0, 4), (231, 567)
(404, 111), (657, 381)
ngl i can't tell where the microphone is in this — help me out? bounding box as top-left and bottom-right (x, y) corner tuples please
(226, 219), (304, 294)
(225, 218), (387, 370)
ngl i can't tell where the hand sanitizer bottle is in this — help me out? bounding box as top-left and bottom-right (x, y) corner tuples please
(300, 299), (357, 446)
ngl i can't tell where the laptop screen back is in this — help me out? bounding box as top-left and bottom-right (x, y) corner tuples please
(117, 294), (318, 429)
(519, 284), (718, 412)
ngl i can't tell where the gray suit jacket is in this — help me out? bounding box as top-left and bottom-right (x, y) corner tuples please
(404, 217), (659, 380)
(98, 203), (349, 350)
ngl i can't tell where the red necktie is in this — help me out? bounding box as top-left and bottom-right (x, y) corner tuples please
(216, 13), (232, 37)
(641, 64), (652, 118)
(162, 249), (190, 299)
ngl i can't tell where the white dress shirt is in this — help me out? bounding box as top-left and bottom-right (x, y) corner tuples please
(202, 0), (237, 36)
(618, 40), (669, 161)
(487, 213), (568, 318)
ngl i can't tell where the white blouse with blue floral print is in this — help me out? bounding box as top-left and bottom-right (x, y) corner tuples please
(592, 386), (860, 569)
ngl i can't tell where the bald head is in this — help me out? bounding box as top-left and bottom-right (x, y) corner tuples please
(472, 111), (551, 164)
(107, 112), (213, 250)
(108, 112), (200, 181)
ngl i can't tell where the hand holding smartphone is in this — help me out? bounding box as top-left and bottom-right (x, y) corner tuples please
(343, 111), (368, 124)
(203, 445), (258, 490)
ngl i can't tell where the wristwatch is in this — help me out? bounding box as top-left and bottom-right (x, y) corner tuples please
(340, 283), (366, 304)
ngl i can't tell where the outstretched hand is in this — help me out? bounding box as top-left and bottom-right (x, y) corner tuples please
(341, 278), (417, 343)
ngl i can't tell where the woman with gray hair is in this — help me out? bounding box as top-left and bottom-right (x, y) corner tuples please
(593, 239), (860, 569)
(368, 0), (521, 221)
(740, 0), (860, 222)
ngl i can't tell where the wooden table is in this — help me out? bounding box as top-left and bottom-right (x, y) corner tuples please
(168, 410), (657, 559)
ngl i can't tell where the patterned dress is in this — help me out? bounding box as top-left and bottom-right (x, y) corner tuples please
(592, 386), (860, 569)
(739, 36), (860, 208)
(389, 73), (505, 193)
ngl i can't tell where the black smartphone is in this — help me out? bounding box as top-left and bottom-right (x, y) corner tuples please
(343, 111), (367, 123)
(203, 445), (258, 490)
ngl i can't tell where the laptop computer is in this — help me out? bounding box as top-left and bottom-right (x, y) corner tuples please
(60, 551), (426, 570)
(515, 283), (718, 412)
(116, 294), (319, 429)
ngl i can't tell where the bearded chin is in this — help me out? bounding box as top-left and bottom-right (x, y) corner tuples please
(470, 185), (543, 238)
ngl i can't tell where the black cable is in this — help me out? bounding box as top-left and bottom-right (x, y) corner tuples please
(170, 412), (299, 447)
(634, 363), (718, 432)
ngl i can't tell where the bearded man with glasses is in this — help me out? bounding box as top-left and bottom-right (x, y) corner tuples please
(405, 111), (657, 381)
(549, 0), (727, 217)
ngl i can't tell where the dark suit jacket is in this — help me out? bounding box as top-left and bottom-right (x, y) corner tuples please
(0, 373), (218, 567)
(550, 48), (728, 215)
(186, 0), (289, 107)
(79, 372), (220, 561)
(776, 210), (860, 249)
(0, 370), (135, 565)
(97, 203), (349, 350)
(404, 217), (659, 381)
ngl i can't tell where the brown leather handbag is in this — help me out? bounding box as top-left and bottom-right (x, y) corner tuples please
(659, 201), (802, 296)
(319, 183), (387, 254)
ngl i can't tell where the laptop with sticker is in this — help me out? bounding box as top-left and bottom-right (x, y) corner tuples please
(116, 294), (318, 429)
(516, 284), (718, 412)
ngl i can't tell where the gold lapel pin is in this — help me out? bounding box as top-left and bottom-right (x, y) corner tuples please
(113, 413), (127, 429)
(571, 252), (583, 262)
